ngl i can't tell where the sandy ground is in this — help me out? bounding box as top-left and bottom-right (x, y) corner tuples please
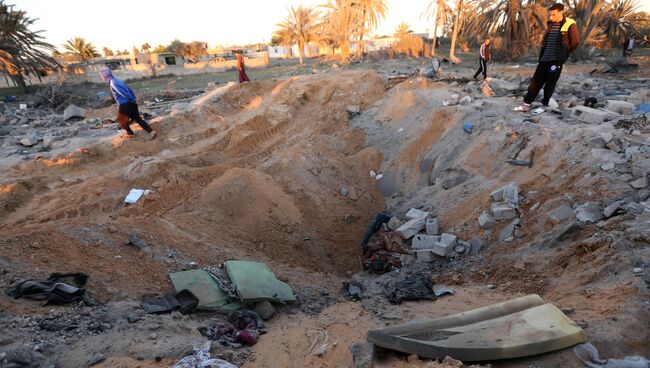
(1, 55), (649, 367)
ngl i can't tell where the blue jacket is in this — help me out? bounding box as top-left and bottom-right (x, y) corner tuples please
(108, 77), (137, 106)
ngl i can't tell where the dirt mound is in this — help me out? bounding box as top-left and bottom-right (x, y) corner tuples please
(196, 167), (301, 227)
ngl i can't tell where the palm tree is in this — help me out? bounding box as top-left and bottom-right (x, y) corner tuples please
(272, 25), (295, 58)
(355, 0), (387, 55)
(0, 2), (58, 91)
(63, 37), (99, 62)
(394, 22), (412, 38)
(564, 0), (611, 58)
(102, 47), (113, 57)
(423, 0), (451, 56)
(321, 0), (359, 61)
(141, 43), (151, 53)
(448, 0), (464, 63)
(601, 0), (640, 47)
(275, 6), (320, 64)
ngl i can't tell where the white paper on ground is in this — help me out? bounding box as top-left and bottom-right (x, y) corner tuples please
(124, 189), (145, 204)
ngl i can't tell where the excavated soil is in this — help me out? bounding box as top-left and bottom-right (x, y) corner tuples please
(1, 60), (649, 367)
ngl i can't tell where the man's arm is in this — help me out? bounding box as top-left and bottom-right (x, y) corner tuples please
(568, 23), (579, 53)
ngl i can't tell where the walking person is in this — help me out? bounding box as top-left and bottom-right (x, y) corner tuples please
(236, 53), (250, 83)
(513, 3), (579, 113)
(100, 68), (157, 139)
(623, 34), (635, 57)
(473, 37), (491, 80)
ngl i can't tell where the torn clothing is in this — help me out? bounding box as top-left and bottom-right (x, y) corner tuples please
(198, 310), (267, 349)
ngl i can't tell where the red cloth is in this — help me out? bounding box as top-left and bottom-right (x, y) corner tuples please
(236, 54), (250, 83)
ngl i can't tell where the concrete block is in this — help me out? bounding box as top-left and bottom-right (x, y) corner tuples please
(439, 233), (457, 249)
(547, 205), (574, 224)
(425, 217), (439, 235)
(405, 208), (429, 220)
(411, 234), (441, 250)
(387, 217), (402, 231)
(605, 100), (635, 115)
(479, 211), (496, 228)
(490, 182), (519, 204)
(572, 106), (610, 124)
(396, 216), (426, 239)
(490, 202), (517, 221)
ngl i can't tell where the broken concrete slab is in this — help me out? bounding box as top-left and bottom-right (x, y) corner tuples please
(437, 233), (458, 256)
(499, 219), (521, 242)
(425, 217), (439, 235)
(591, 148), (627, 165)
(396, 216), (427, 239)
(605, 100), (635, 115)
(574, 202), (604, 223)
(479, 211), (497, 228)
(63, 104), (87, 121)
(490, 182), (519, 204)
(351, 342), (374, 368)
(547, 205), (574, 224)
(572, 106), (611, 124)
(405, 208), (429, 220)
(491, 202), (517, 221)
(603, 201), (622, 218)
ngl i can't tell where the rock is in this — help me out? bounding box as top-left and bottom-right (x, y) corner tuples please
(547, 205), (574, 223)
(603, 201), (622, 218)
(441, 171), (471, 189)
(254, 301), (276, 320)
(574, 202), (604, 223)
(411, 233), (437, 248)
(454, 245), (466, 254)
(87, 353), (106, 367)
(405, 208), (429, 220)
(351, 342), (375, 368)
(622, 202), (646, 215)
(459, 95), (472, 105)
(600, 132), (614, 143)
(19, 132), (41, 147)
(601, 162), (615, 171)
(339, 187), (349, 197)
(490, 202), (517, 221)
(588, 136), (606, 148)
(348, 187), (360, 201)
(469, 237), (485, 255)
(127, 314), (141, 324)
(63, 104), (86, 121)
(346, 105), (361, 117)
(632, 159), (650, 178)
(606, 141), (622, 153)
(633, 268), (643, 274)
(631, 176), (648, 189)
(479, 211), (497, 228)
(396, 216), (427, 239)
(387, 217), (402, 231)
(572, 106), (611, 124)
(425, 217), (439, 235)
(605, 100), (635, 115)
(499, 219), (521, 242)
(487, 78), (518, 92)
(490, 182), (519, 204)
(638, 190), (650, 201)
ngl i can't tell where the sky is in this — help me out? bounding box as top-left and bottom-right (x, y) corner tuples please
(15, 0), (434, 52)
(14, 0), (650, 52)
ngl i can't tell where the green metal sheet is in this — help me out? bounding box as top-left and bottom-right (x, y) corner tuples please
(169, 269), (241, 311)
(225, 261), (296, 304)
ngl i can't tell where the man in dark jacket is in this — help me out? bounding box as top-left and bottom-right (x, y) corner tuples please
(473, 36), (491, 80)
(513, 3), (579, 112)
(100, 68), (157, 139)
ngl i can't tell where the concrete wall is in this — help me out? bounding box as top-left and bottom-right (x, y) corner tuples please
(0, 52), (271, 88)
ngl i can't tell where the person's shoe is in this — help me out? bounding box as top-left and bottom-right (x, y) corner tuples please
(531, 107), (545, 116)
(149, 130), (157, 140)
(512, 104), (531, 112)
(121, 133), (136, 139)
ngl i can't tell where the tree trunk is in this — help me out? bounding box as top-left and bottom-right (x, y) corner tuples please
(431, 20), (439, 56)
(449, 0), (463, 63)
(298, 41), (304, 65)
(341, 40), (351, 62)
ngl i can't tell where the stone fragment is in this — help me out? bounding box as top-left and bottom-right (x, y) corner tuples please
(479, 211), (496, 228)
(603, 201), (622, 218)
(574, 202), (604, 223)
(605, 100), (635, 115)
(405, 208), (429, 220)
(351, 342), (375, 368)
(547, 205), (574, 223)
(254, 301), (276, 320)
(499, 219), (521, 241)
(572, 106), (610, 124)
(631, 176), (648, 189)
(396, 217), (426, 239)
(63, 104), (86, 121)
(469, 237), (485, 255)
(490, 202), (517, 221)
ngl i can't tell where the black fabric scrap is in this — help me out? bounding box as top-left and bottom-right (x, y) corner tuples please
(362, 213), (391, 254)
(389, 273), (436, 304)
